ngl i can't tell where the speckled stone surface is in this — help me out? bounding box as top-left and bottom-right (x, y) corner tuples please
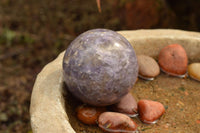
(63, 29), (138, 106)
(30, 29), (200, 133)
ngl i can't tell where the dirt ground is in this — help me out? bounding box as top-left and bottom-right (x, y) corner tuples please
(0, 0), (200, 132)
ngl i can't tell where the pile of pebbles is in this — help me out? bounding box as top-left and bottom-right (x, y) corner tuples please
(138, 44), (200, 81)
(76, 94), (165, 133)
(73, 43), (200, 133)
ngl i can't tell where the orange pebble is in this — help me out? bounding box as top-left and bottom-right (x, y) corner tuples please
(184, 91), (189, 96)
(138, 99), (165, 124)
(196, 119), (200, 124)
(76, 104), (106, 125)
(158, 44), (188, 76)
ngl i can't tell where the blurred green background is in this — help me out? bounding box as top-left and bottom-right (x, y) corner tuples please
(0, 0), (200, 132)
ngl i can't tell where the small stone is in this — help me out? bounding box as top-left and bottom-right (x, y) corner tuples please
(138, 99), (165, 124)
(137, 55), (160, 80)
(188, 63), (200, 82)
(164, 123), (170, 129)
(76, 104), (106, 125)
(111, 93), (138, 117)
(158, 44), (188, 77)
(196, 119), (200, 124)
(98, 112), (138, 133)
(184, 91), (189, 96)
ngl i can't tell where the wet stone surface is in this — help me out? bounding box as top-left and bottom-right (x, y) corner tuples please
(76, 104), (106, 125)
(158, 44), (188, 77)
(63, 29), (138, 106)
(188, 63), (200, 82)
(111, 93), (138, 117)
(98, 112), (138, 133)
(137, 55), (160, 80)
(138, 99), (165, 124)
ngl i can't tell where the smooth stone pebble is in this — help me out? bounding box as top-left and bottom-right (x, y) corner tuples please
(137, 55), (160, 80)
(76, 104), (106, 125)
(111, 93), (138, 117)
(188, 63), (200, 82)
(98, 112), (138, 133)
(158, 44), (188, 77)
(138, 99), (165, 124)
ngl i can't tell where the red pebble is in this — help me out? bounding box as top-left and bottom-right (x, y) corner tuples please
(138, 99), (165, 124)
(98, 112), (138, 133)
(158, 44), (188, 76)
(111, 93), (138, 117)
(76, 104), (106, 125)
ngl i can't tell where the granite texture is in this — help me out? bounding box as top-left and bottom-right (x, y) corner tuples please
(30, 29), (200, 133)
(63, 29), (138, 106)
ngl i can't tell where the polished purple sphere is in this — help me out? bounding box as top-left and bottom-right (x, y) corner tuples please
(63, 29), (138, 106)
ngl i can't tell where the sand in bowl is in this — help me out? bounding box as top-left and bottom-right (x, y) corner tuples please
(64, 71), (200, 133)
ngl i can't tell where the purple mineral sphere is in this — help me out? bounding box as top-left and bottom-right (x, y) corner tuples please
(63, 29), (138, 106)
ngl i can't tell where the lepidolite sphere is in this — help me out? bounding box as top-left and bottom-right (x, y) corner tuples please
(63, 29), (138, 106)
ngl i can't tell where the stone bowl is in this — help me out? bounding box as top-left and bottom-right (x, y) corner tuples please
(30, 29), (200, 133)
